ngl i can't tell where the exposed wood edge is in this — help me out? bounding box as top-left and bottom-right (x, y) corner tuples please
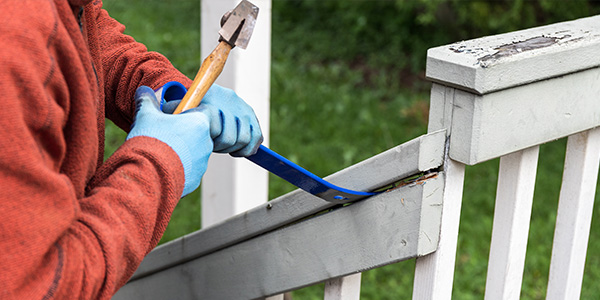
(129, 130), (447, 281)
(115, 175), (445, 300)
(417, 172), (445, 256)
(413, 159), (466, 300)
(426, 15), (600, 94)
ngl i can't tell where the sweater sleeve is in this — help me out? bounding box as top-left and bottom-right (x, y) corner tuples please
(85, 2), (193, 131)
(0, 2), (186, 299)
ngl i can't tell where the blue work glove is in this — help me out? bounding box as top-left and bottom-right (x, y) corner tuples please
(160, 83), (263, 157)
(127, 86), (213, 197)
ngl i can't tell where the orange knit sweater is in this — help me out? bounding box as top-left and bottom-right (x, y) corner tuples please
(0, 0), (193, 298)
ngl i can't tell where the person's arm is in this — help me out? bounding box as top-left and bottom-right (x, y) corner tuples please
(0, 76), (207, 299)
(0, 3), (210, 299)
(84, 1), (193, 131)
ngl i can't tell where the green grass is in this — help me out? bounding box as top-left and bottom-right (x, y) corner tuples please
(101, 1), (600, 299)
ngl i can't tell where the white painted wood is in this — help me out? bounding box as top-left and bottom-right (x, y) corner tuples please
(413, 159), (465, 300)
(546, 128), (600, 300)
(114, 176), (445, 300)
(324, 274), (362, 300)
(413, 80), (465, 300)
(130, 131), (446, 281)
(484, 146), (540, 300)
(426, 84), (455, 134)
(200, 0), (272, 227)
(427, 15), (600, 94)
(448, 67), (600, 165)
(422, 15), (600, 300)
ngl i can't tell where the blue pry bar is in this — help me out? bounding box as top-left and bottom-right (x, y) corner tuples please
(247, 145), (378, 203)
(157, 82), (378, 203)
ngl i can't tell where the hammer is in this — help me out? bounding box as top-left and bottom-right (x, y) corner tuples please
(169, 0), (377, 203)
(173, 0), (259, 114)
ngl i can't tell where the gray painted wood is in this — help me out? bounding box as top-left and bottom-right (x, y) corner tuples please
(427, 15), (600, 94)
(427, 83), (456, 134)
(127, 130), (446, 281)
(448, 67), (600, 165)
(114, 174), (444, 300)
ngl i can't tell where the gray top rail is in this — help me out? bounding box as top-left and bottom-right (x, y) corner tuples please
(427, 15), (600, 95)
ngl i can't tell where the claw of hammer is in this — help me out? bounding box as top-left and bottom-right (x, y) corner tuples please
(173, 0), (259, 114)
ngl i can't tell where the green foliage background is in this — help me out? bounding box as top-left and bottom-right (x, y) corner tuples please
(274, 0), (600, 72)
(101, 1), (600, 299)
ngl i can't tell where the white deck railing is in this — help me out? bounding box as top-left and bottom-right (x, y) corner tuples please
(114, 14), (600, 300)
(414, 15), (600, 300)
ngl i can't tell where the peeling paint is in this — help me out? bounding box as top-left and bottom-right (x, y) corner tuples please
(478, 35), (565, 65)
(446, 30), (594, 69)
(429, 15), (600, 94)
(449, 43), (498, 57)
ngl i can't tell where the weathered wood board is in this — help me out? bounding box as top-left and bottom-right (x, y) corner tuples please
(126, 130), (446, 281)
(427, 15), (600, 94)
(114, 174), (444, 300)
(426, 15), (600, 165)
(449, 67), (600, 165)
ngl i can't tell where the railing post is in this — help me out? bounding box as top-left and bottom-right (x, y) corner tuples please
(412, 158), (465, 300)
(413, 84), (466, 300)
(200, 0), (272, 227)
(414, 16), (600, 299)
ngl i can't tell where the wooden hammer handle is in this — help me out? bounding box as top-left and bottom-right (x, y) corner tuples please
(173, 41), (233, 114)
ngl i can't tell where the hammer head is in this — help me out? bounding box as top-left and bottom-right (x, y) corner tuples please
(219, 0), (259, 50)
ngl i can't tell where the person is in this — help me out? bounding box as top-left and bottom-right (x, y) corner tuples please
(0, 0), (262, 299)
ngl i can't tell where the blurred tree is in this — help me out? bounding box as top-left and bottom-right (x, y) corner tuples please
(273, 0), (600, 75)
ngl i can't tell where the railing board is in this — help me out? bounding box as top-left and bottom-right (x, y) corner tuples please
(427, 15), (600, 94)
(449, 67), (600, 165)
(547, 128), (600, 300)
(412, 159), (465, 300)
(484, 146), (540, 300)
(114, 175), (445, 300)
(413, 81), (466, 300)
(128, 130), (446, 281)
(427, 84), (456, 134)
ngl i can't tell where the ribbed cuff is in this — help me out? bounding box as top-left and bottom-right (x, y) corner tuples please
(127, 129), (197, 197)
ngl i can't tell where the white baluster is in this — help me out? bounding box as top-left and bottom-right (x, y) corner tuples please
(484, 146), (540, 300)
(547, 128), (600, 299)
